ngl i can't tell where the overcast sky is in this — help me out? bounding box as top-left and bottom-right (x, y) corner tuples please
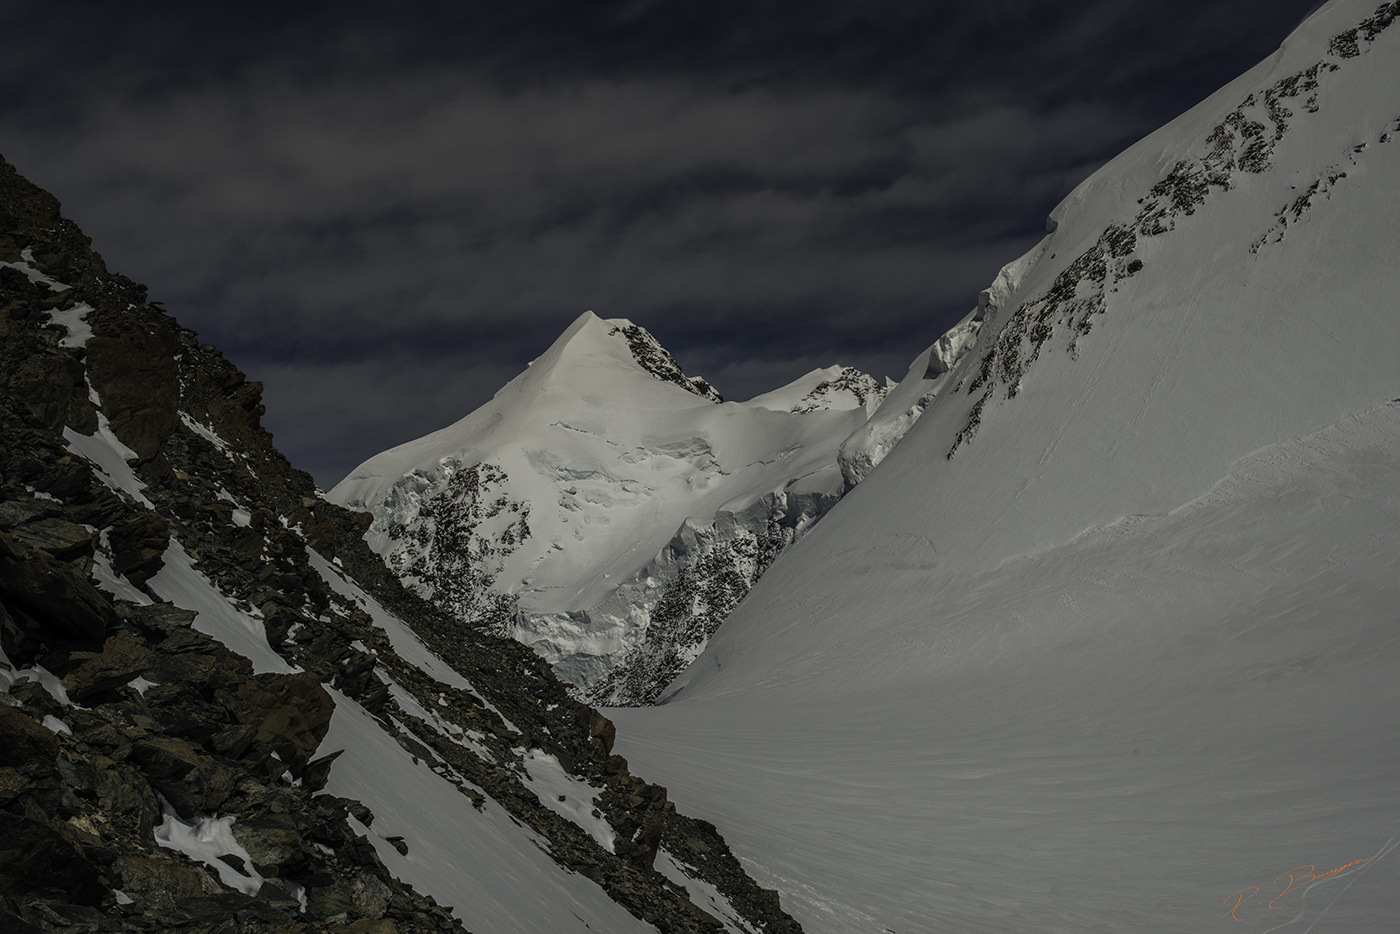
(1, 0), (1321, 486)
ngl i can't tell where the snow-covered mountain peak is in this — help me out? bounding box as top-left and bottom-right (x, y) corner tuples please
(508, 310), (722, 407)
(330, 310), (893, 698)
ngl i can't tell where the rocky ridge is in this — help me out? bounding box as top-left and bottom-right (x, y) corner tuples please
(606, 324), (724, 404)
(0, 153), (801, 934)
(946, 0), (1400, 460)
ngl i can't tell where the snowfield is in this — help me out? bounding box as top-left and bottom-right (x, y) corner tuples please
(616, 402), (1400, 932)
(611, 2), (1400, 930)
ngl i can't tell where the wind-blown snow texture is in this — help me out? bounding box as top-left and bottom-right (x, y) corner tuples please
(612, 2), (1400, 931)
(331, 312), (883, 701)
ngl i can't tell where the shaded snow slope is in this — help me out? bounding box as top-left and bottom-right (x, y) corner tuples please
(838, 308), (984, 489)
(322, 690), (654, 934)
(613, 2), (1400, 930)
(330, 311), (882, 695)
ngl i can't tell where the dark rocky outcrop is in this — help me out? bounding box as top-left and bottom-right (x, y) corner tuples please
(0, 150), (804, 933)
(0, 531), (116, 643)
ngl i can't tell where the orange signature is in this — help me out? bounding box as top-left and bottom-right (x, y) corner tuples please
(1221, 858), (1369, 921)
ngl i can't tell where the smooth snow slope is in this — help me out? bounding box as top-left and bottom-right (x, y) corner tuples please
(612, 2), (1400, 930)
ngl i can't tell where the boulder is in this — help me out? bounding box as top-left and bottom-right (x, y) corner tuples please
(106, 513), (169, 586)
(117, 601), (198, 637)
(130, 735), (235, 819)
(230, 812), (302, 875)
(8, 517), (94, 561)
(0, 901), (42, 934)
(300, 748), (344, 792)
(225, 671), (334, 773)
(589, 711), (617, 755)
(0, 530), (115, 642)
(0, 811), (107, 906)
(0, 498), (60, 530)
(327, 920), (399, 934)
(60, 633), (155, 702)
(112, 854), (223, 900)
(0, 705), (59, 767)
(95, 763), (160, 841)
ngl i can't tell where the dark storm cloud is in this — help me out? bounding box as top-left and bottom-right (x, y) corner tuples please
(0, 0), (1321, 484)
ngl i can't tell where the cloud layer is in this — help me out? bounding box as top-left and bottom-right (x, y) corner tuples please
(0, 0), (1320, 484)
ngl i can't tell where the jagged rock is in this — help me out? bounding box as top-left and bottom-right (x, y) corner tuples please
(0, 901), (42, 934)
(143, 650), (216, 686)
(301, 748), (343, 792)
(0, 498), (60, 530)
(227, 671), (335, 772)
(60, 633), (155, 702)
(307, 878), (356, 922)
(130, 735), (234, 818)
(231, 812), (302, 875)
(0, 768), (27, 806)
(15, 901), (105, 933)
(589, 711), (616, 755)
(0, 530), (115, 641)
(85, 330), (180, 463)
(3, 352), (88, 433)
(256, 877), (305, 910)
(327, 921), (399, 934)
(106, 513), (169, 585)
(0, 705), (60, 767)
(116, 601), (200, 637)
(8, 517), (94, 561)
(62, 487), (128, 529)
(617, 815), (664, 870)
(0, 811), (108, 906)
(112, 854), (224, 901)
(351, 870), (393, 918)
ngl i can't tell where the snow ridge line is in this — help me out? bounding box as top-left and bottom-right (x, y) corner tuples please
(946, 1), (1399, 459)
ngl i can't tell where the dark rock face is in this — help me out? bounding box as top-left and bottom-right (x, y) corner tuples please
(105, 515), (168, 586)
(59, 634), (155, 702)
(0, 531), (116, 642)
(947, 3), (1400, 460)
(85, 330), (180, 464)
(0, 151), (804, 934)
(608, 323), (724, 403)
(227, 671), (335, 773)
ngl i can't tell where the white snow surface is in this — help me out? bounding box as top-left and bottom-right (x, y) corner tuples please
(655, 849), (757, 934)
(148, 541), (295, 675)
(47, 302), (95, 348)
(520, 748), (617, 853)
(40, 714), (71, 735)
(2, 642), (77, 707)
(63, 419), (154, 508)
(153, 801), (265, 896)
(613, 4), (1400, 931)
(0, 249), (70, 292)
(319, 689), (654, 934)
(329, 312), (875, 613)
